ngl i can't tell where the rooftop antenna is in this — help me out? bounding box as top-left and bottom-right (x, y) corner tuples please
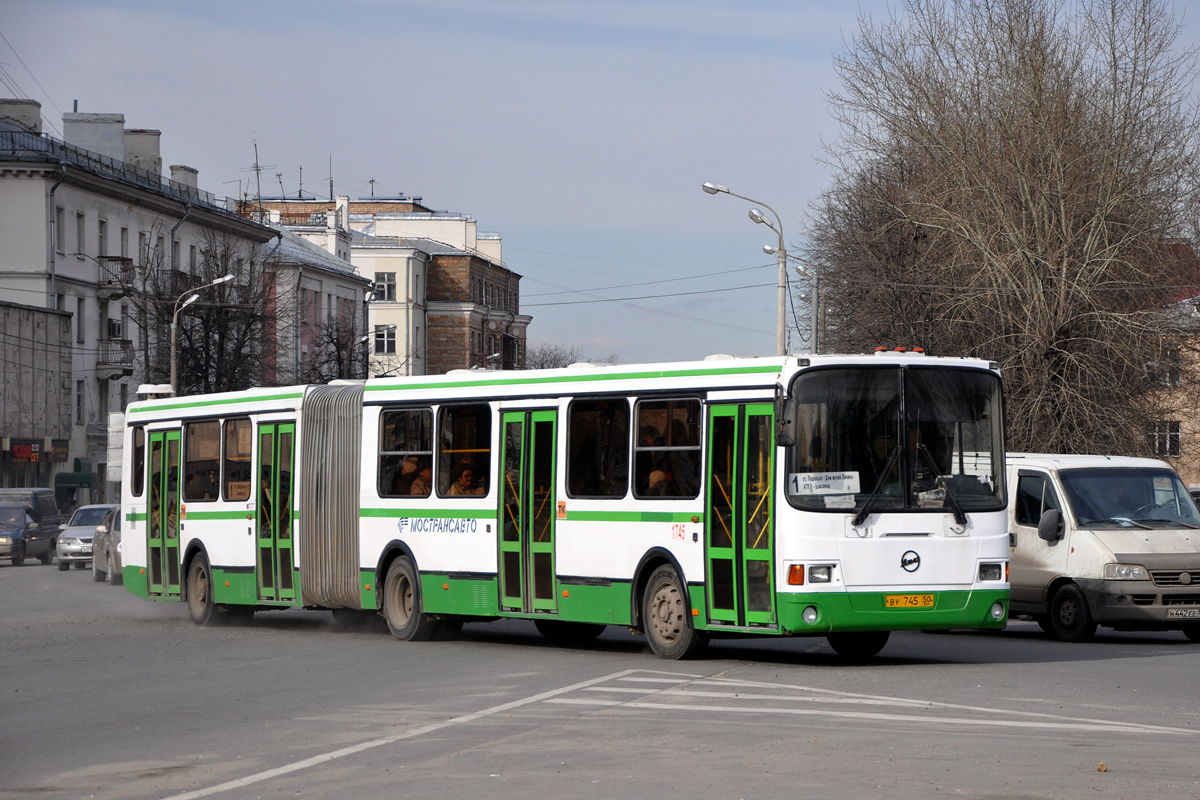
(298, 165), (303, 199)
(327, 155), (334, 202)
(276, 171), (284, 198)
(369, 178), (375, 198)
(241, 141), (275, 212)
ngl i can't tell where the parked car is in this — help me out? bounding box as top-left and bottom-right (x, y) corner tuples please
(56, 504), (115, 570)
(0, 488), (62, 565)
(1007, 453), (1200, 643)
(91, 505), (123, 584)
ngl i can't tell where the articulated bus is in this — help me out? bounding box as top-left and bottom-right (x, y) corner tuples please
(119, 350), (1009, 659)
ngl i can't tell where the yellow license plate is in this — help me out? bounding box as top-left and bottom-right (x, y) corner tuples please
(885, 593), (935, 608)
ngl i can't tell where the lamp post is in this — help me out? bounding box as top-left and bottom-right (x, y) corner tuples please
(170, 273), (234, 394)
(360, 323), (396, 379)
(702, 181), (790, 356)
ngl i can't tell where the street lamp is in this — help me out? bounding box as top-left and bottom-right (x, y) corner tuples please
(171, 273), (234, 394)
(360, 323), (397, 379)
(702, 181), (792, 356)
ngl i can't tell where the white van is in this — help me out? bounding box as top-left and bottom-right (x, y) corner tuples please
(1007, 454), (1200, 642)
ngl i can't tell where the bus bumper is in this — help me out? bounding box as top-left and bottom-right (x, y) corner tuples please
(775, 589), (1009, 634)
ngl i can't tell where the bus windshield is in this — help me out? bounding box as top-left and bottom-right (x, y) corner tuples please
(785, 365), (1004, 513)
(1059, 467), (1200, 528)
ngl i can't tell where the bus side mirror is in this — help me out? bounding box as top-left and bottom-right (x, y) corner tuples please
(776, 396), (798, 447)
(1037, 508), (1063, 542)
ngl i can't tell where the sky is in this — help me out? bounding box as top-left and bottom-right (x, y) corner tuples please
(3, 0), (1197, 364)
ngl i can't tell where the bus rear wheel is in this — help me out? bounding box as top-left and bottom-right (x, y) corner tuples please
(382, 557), (440, 641)
(826, 631), (891, 659)
(642, 565), (707, 660)
(186, 554), (218, 627)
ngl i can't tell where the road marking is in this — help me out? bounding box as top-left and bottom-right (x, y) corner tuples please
(164, 668), (664, 800)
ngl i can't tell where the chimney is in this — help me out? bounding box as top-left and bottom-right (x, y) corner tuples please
(0, 99), (42, 134)
(335, 195), (350, 229)
(62, 112), (125, 160)
(125, 129), (162, 175)
(170, 164), (199, 189)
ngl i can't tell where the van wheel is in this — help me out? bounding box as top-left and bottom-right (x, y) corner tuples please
(1183, 626), (1200, 643)
(642, 565), (707, 659)
(186, 554), (218, 627)
(106, 554), (122, 585)
(1033, 615), (1054, 635)
(382, 557), (439, 641)
(1049, 584), (1096, 642)
(11, 543), (24, 566)
(92, 557), (105, 582)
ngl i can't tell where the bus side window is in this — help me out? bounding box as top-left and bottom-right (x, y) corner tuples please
(379, 408), (433, 497)
(223, 418), (252, 501)
(437, 405), (492, 497)
(131, 426), (145, 496)
(183, 420), (220, 502)
(634, 398), (701, 499)
(566, 397), (630, 498)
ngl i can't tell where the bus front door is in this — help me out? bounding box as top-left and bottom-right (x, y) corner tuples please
(498, 410), (558, 614)
(705, 403), (776, 626)
(256, 422), (296, 602)
(147, 429), (182, 598)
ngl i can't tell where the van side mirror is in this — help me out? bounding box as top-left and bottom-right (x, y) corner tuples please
(95, 524), (108, 535)
(1037, 508), (1064, 542)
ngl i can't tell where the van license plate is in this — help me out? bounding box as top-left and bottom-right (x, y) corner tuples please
(1167, 609), (1200, 618)
(885, 594), (934, 608)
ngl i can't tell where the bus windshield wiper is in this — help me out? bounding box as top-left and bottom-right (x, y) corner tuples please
(853, 445), (900, 527)
(917, 443), (967, 527)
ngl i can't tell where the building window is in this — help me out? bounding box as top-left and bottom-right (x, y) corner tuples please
(75, 297), (85, 344)
(172, 240), (180, 270)
(107, 316), (122, 339)
(374, 325), (396, 354)
(190, 245), (197, 270)
(1147, 421), (1181, 458)
(55, 207), (65, 252)
(138, 232), (146, 266)
(156, 235), (164, 263)
(76, 213), (85, 256)
(374, 272), (396, 301)
(119, 382), (128, 410)
(98, 219), (107, 257)
(120, 227), (129, 259)
(76, 380), (85, 424)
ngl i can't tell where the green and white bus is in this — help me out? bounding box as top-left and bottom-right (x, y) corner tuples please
(119, 351), (1009, 659)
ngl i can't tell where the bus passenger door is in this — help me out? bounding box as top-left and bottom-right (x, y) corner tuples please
(256, 422), (296, 602)
(705, 403), (776, 626)
(498, 410), (558, 614)
(147, 429), (182, 598)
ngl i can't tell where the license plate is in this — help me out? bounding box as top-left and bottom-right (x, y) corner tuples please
(885, 593), (935, 608)
(1167, 608), (1200, 618)
(81, 546), (92, 554)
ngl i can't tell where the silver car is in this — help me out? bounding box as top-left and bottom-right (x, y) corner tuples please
(91, 505), (123, 584)
(56, 504), (116, 571)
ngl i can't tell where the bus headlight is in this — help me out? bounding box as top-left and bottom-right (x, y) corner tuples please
(978, 563), (1003, 581)
(809, 565), (832, 583)
(1103, 563), (1149, 580)
(802, 606), (819, 624)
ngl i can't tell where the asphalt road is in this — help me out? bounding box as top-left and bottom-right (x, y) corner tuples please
(1, 560), (1198, 800)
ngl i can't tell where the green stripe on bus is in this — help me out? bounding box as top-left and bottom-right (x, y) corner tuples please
(360, 507), (497, 519)
(363, 363), (783, 394)
(126, 391), (305, 415)
(183, 510), (261, 521)
(565, 510), (698, 523)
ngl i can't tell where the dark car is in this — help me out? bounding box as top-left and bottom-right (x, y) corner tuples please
(57, 504), (115, 571)
(91, 505), (123, 584)
(0, 502), (54, 566)
(0, 488), (62, 565)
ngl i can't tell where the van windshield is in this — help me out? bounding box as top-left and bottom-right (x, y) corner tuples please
(1059, 467), (1200, 528)
(0, 505), (24, 525)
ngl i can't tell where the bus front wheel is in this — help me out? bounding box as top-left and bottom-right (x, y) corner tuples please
(383, 557), (439, 641)
(827, 631), (890, 659)
(642, 565), (707, 660)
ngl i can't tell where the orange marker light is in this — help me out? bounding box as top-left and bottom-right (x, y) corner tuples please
(691, 608), (699, 616)
(225, 581), (230, 587)
(365, 584), (371, 591)
(788, 564), (805, 585)
(562, 589), (569, 597)
(443, 583), (449, 590)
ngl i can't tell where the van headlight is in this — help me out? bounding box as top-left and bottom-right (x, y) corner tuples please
(1103, 563), (1149, 580)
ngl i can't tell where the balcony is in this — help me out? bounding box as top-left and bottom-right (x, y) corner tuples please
(97, 256), (133, 300)
(96, 338), (134, 380)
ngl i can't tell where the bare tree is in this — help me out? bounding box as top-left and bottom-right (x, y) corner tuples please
(525, 342), (620, 369)
(806, 0), (1200, 454)
(303, 313), (367, 383)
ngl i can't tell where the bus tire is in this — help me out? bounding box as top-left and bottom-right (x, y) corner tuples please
(1049, 584), (1096, 642)
(186, 553), (218, 627)
(826, 631), (890, 659)
(534, 619), (605, 643)
(642, 565), (707, 660)
(382, 557), (439, 641)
